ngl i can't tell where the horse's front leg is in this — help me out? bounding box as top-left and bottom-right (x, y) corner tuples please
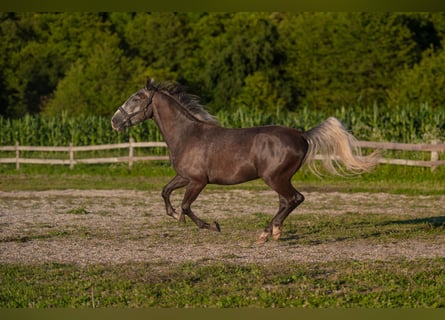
(181, 181), (221, 232)
(161, 174), (189, 222)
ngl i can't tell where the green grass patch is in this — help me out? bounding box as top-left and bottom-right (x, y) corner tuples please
(0, 162), (175, 191)
(1, 162), (444, 195)
(1, 259), (444, 308)
(282, 212), (445, 245)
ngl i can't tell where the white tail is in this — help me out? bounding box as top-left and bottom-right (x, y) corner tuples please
(302, 117), (380, 177)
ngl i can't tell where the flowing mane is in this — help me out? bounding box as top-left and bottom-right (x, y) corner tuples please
(157, 81), (220, 126)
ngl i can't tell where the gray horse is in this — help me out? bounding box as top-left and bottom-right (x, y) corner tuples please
(112, 79), (379, 244)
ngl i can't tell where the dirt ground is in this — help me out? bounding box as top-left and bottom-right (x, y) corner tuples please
(1, 189), (444, 266)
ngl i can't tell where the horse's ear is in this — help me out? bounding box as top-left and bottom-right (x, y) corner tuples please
(145, 78), (155, 90)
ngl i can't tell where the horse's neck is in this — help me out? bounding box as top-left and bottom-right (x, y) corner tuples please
(152, 93), (200, 150)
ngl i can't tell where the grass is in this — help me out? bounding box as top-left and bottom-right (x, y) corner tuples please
(1, 259), (444, 307)
(0, 161), (444, 195)
(0, 162), (175, 191)
(282, 212), (445, 245)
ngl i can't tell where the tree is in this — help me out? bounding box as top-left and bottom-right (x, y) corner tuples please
(388, 48), (445, 108)
(2, 12), (445, 119)
(124, 13), (195, 75)
(231, 71), (285, 115)
(43, 34), (144, 117)
(277, 13), (417, 111)
(0, 13), (115, 117)
(187, 12), (282, 112)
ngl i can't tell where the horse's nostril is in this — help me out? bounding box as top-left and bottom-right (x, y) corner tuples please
(112, 116), (120, 125)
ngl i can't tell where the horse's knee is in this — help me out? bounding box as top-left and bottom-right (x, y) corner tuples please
(290, 192), (304, 206)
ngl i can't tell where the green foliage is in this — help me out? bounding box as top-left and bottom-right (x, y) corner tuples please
(0, 13), (115, 117)
(0, 102), (444, 148)
(231, 71), (285, 116)
(216, 103), (445, 143)
(43, 34), (145, 117)
(389, 48), (445, 108)
(0, 114), (162, 146)
(187, 12), (281, 111)
(2, 13), (445, 118)
(276, 12), (417, 109)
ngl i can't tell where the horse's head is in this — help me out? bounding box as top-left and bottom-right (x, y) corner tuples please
(111, 78), (157, 131)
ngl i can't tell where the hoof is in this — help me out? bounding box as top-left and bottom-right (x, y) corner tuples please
(256, 231), (270, 245)
(210, 221), (221, 232)
(272, 225), (282, 240)
(169, 211), (185, 223)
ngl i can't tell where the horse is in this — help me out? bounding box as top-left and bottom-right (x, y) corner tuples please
(111, 78), (379, 244)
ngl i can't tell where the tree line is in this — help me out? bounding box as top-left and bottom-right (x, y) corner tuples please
(1, 12), (445, 119)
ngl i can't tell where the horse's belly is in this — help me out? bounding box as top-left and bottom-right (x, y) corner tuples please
(207, 159), (258, 185)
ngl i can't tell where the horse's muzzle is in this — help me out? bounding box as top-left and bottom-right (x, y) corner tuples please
(111, 115), (123, 131)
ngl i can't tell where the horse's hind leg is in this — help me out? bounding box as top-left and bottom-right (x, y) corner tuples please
(162, 175), (189, 222)
(258, 181), (304, 244)
(273, 191), (304, 239)
(181, 181), (221, 232)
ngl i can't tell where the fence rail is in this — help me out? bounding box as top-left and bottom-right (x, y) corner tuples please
(355, 140), (444, 171)
(0, 139), (444, 171)
(0, 139), (169, 170)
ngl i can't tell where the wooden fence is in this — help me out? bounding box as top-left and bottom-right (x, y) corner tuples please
(0, 138), (444, 171)
(0, 139), (169, 170)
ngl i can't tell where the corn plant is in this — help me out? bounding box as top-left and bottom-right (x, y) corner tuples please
(0, 103), (444, 149)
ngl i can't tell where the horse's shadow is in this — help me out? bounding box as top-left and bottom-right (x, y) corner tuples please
(380, 216), (445, 227)
(280, 215), (445, 244)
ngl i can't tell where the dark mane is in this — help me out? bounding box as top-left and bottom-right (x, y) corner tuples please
(157, 81), (220, 126)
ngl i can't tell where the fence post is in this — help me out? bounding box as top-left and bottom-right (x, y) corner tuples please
(69, 143), (74, 170)
(431, 140), (439, 172)
(15, 141), (20, 170)
(129, 138), (134, 170)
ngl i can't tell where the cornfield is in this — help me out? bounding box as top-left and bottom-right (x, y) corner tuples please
(218, 103), (444, 144)
(0, 104), (444, 147)
(0, 113), (162, 147)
